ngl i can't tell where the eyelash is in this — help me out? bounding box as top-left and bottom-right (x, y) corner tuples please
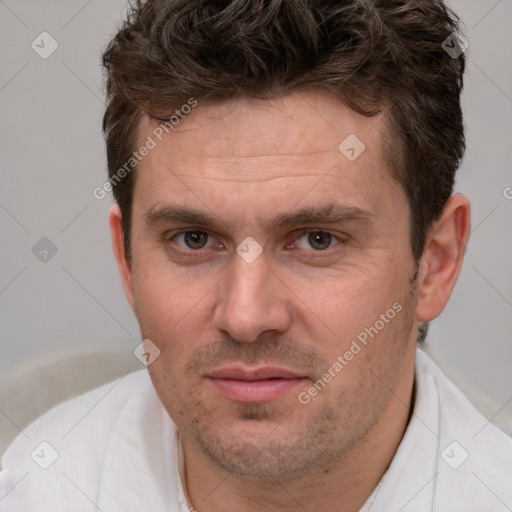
(165, 229), (345, 259)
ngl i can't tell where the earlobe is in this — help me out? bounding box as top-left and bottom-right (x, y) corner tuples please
(109, 203), (136, 312)
(415, 194), (471, 323)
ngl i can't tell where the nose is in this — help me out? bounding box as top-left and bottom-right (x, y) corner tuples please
(212, 249), (292, 343)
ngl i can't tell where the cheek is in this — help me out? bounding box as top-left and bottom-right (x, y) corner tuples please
(305, 298), (414, 428)
(131, 256), (211, 327)
(290, 268), (413, 396)
(130, 267), (217, 379)
(289, 270), (400, 348)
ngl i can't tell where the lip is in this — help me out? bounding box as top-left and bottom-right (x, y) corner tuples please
(207, 366), (307, 403)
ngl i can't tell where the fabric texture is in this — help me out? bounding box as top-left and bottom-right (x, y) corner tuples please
(0, 348), (511, 511)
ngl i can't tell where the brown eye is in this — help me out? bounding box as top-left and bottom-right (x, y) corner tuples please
(307, 231), (332, 250)
(172, 231), (212, 250)
(183, 231), (208, 249)
(293, 231), (340, 251)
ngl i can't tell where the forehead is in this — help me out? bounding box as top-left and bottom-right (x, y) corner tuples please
(132, 90), (405, 219)
(139, 89), (387, 161)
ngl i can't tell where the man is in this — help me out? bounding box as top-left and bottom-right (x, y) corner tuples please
(1, 0), (511, 510)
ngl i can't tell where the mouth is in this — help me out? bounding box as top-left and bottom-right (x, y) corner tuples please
(206, 366), (308, 403)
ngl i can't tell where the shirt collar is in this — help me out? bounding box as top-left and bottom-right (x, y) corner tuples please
(176, 429), (197, 512)
(360, 348), (440, 511)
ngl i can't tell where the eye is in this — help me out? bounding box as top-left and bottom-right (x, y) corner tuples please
(294, 230), (342, 251)
(172, 230), (217, 250)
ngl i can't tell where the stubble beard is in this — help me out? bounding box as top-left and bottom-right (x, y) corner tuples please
(161, 270), (419, 482)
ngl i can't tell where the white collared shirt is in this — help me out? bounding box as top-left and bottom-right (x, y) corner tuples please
(1, 348), (511, 511)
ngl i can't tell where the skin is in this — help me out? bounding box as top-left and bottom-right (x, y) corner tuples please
(109, 89), (470, 512)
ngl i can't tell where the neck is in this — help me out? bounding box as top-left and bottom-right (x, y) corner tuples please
(182, 351), (416, 512)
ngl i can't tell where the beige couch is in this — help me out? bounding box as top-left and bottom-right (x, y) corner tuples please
(0, 344), (141, 461)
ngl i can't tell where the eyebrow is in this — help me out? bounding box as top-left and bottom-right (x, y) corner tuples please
(144, 203), (376, 232)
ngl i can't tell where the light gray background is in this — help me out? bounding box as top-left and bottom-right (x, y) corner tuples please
(1, 1), (511, 426)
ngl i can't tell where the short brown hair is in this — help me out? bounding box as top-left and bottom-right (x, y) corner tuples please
(102, 0), (466, 263)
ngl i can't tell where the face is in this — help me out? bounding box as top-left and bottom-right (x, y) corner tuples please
(121, 90), (421, 481)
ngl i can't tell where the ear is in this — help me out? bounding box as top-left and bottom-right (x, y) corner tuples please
(415, 194), (471, 322)
(109, 203), (136, 312)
